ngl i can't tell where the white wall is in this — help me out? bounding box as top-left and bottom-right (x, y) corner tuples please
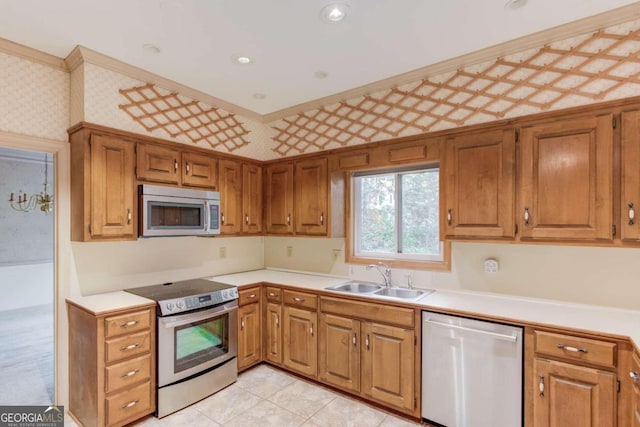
(264, 237), (640, 310)
(0, 262), (53, 311)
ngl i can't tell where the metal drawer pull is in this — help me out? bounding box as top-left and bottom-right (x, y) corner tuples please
(539, 375), (545, 397)
(120, 343), (141, 351)
(268, 292), (277, 297)
(424, 318), (518, 342)
(556, 344), (588, 353)
(630, 371), (640, 382)
(119, 320), (139, 327)
(120, 400), (139, 409)
(248, 294), (257, 299)
(293, 297), (305, 302)
(120, 368), (140, 378)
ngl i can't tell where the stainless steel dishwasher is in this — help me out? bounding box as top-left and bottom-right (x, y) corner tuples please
(422, 311), (523, 427)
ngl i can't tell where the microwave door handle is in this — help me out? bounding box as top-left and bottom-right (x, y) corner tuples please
(161, 305), (237, 329)
(204, 201), (210, 232)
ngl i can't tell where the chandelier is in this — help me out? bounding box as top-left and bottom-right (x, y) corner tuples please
(8, 152), (54, 213)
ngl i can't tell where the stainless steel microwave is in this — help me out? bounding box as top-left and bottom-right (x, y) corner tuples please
(139, 185), (220, 237)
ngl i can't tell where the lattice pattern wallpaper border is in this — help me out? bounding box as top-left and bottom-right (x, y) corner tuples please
(268, 18), (640, 157)
(119, 83), (252, 152)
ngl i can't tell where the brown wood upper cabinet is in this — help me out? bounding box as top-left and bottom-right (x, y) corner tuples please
(265, 162), (294, 234)
(294, 157), (328, 235)
(443, 128), (516, 239)
(137, 143), (218, 189)
(519, 114), (614, 241)
(218, 159), (262, 234)
(622, 110), (640, 241)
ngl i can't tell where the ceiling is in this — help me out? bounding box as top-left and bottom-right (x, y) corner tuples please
(0, 0), (638, 116)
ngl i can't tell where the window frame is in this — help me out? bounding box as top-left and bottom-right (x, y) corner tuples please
(346, 163), (451, 271)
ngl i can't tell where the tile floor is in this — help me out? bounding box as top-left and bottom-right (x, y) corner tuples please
(65, 364), (423, 427)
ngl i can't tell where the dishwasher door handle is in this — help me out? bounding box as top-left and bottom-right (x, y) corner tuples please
(424, 318), (518, 342)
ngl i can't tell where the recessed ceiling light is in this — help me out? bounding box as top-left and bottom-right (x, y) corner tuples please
(504, 0), (527, 10)
(252, 93), (266, 100)
(232, 55), (253, 65)
(142, 44), (161, 54)
(320, 3), (349, 23)
(314, 71), (329, 79)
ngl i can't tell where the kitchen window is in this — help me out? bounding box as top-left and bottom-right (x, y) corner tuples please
(348, 164), (450, 269)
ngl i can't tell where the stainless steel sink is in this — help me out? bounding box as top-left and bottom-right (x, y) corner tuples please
(326, 281), (382, 294)
(373, 287), (430, 300)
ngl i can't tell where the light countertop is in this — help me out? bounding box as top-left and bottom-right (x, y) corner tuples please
(66, 291), (155, 315)
(211, 268), (640, 348)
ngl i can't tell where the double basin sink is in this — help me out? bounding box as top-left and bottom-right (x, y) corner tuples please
(326, 281), (432, 301)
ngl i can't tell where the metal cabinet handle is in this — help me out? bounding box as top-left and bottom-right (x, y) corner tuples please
(241, 317), (245, 330)
(221, 213), (225, 225)
(174, 159), (178, 172)
(556, 343), (588, 354)
(539, 375), (545, 397)
(120, 368), (140, 378)
(275, 314), (279, 327)
(629, 202), (635, 226)
(353, 332), (357, 347)
(120, 400), (139, 409)
(293, 297), (305, 303)
(365, 334), (370, 350)
(120, 343), (140, 351)
(287, 213), (291, 225)
(126, 209), (132, 224)
(310, 322), (314, 336)
(630, 371), (640, 382)
(245, 213), (249, 224)
(320, 212), (324, 225)
(186, 163), (190, 174)
(524, 207), (530, 225)
(447, 209), (452, 225)
(119, 320), (139, 327)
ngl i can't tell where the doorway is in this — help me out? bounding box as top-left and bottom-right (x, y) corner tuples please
(0, 146), (54, 405)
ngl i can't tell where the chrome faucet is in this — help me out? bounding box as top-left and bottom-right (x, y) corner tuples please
(366, 262), (392, 287)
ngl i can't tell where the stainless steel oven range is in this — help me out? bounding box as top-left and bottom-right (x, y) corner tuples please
(125, 278), (238, 418)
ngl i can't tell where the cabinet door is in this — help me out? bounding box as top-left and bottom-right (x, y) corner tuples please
(219, 159), (243, 234)
(265, 302), (282, 364)
(136, 143), (180, 184)
(361, 322), (414, 412)
(238, 303), (261, 370)
(283, 306), (317, 377)
(533, 358), (616, 427)
(622, 110), (640, 241)
(242, 164), (263, 233)
(90, 134), (135, 238)
(294, 157), (328, 235)
(444, 129), (515, 238)
(318, 313), (360, 392)
(266, 163), (294, 234)
(519, 115), (614, 241)
(632, 351), (640, 427)
(182, 151), (218, 189)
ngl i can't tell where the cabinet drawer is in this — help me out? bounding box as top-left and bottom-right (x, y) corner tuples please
(283, 290), (318, 310)
(534, 331), (616, 368)
(106, 380), (152, 426)
(239, 287), (261, 306)
(266, 287), (282, 303)
(105, 354), (151, 393)
(105, 331), (151, 363)
(105, 310), (151, 338)
(320, 296), (414, 328)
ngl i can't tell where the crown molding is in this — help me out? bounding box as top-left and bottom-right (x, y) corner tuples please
(262, 2), (640, 122)
(64, 45), (263, 122)
(0, 37), (67, 72)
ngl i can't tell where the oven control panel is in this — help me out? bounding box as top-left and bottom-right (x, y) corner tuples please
(159, 288), (238, 315)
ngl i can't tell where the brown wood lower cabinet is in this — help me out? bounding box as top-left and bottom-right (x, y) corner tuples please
(238, 302), (261, 371)
(283, 305), (318, 377)
(632, 351), (640, 426)
(533, 358), (616, 427)
(319, 313), (361, 392)
(265, 301), (283, 364)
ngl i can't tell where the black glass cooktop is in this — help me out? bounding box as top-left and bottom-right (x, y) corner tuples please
(124, 278), (233, 302)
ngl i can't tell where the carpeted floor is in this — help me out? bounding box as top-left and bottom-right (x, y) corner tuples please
(0, 303), (54, 405)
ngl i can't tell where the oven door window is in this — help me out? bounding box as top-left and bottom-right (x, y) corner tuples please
(174, 314), (228, 373)
(148, 201), (204, 229)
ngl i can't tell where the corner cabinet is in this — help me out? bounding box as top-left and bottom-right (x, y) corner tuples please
(67, 301), (156, 427)
(218, 159), (262, 234)
(519, 114), (614, 241)
(70, 129), (136, 241)
(443, 128), (516, 239)
(265, 162), (294, 234)
(242, 164), (263, 234)
(237, 287), (261, 371)
(621, 110), (640, 241)
(294, 157), (328, 235)
(264, 287), (283, 364)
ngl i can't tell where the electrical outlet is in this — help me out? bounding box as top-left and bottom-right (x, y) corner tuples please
(332, 249), (341, 261)
(219, 247), (227, 258)
(287, 246), (293, 257)
(484, 258), (499, 274)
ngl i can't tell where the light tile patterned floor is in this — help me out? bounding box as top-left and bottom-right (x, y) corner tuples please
(65, 364), (423, 427)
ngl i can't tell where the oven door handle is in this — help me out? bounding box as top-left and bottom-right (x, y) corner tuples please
(160, 304), (237, 329)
